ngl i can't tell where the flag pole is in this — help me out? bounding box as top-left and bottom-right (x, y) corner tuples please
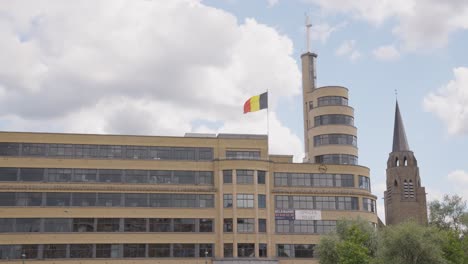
(266, 89), (269, 156)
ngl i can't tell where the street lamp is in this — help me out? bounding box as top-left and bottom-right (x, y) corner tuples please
(21, 253), (26, 264)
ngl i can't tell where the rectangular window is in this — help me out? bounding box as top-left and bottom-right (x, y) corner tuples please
(237, 243), (255, 257)
(0, 219), (14, 232)
(97, 218), (120, 232)
(226, 150), (260, 160)
(173, 219), (195, 232)
(125, 193), (148, 207)
(124, 218), (147, 232)
(173, 148), (196, 160)
(44, 218), (71, 232)
(198, 171), (213, 185)
(237, 218), (254, 233)
(223, 218), (233, 232)
(70, 244), (93, 258)
(73, 218), (94, 232)
(316, 220), (336, 234)
(258, 219), (267, 233)
(0, 168), (18, 181)
(22, 143), (46, 157)
(173, 194), (196, 208)
(199, 194), (214, 208)
(125, 170), (148, 184)
(236, 170), (254, 184)
(0, 143), (20, 156)
(198, 148), (213, 161)
(148, 244), (170, 257)
(257, 170), (266, 184)
(274, 173), (288, 186)
(16, 192), (42, 206)
(96, 244), (120, 258)
(359, 176), (371, 191)
(223, 170), (232, 184)
(74, 145), (99, 158)
(337, 197), (359, 210)
(173, 171), (195, 184)
(43, 244), (67, 259)
(259, 243), (267, 258)
(19, 168), (44, 182)
(363, 198), (376, 213)
(125, 146), (148, 160)
(292, 196), (314, 209)
(98, 169), (122, 183)
(48, 144), (74, 157)
(275, 195), (289, 209)
(0, 193), (15, 206)
(98, 145), (123, 159)
(237, 194), (254, 208)
(72, 169), (97, 182)
(16, 218), (41, 232)
(292, 220), (314, 233)
(173, 244), (195, 257)
(149, 218), (171, 232)
(46, 192), (71, 206)
(199, 244), (213, 257)
(123, 244), (146, 258)
(224, 243), (233, 257)
(275, 220), (290, 233)
(150, 194), (171, 207)
(315, 196), (336, 210)
(199, 219), (213, 232)
(47, 168), (72, 182)
(336, 174), (354, 187)
(313, 174), (333, 187)
(149, 170), (171, 184)
(294, 244), (315, 258)
(72, 193), (96, 206)
(97, 193), (121, 207)
(148, 147), (171, 160)
(258, 194), (266, 208)
(277, 244), (292, 257)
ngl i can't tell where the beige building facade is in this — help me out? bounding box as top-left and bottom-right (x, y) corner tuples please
(0, 51), (377, 264)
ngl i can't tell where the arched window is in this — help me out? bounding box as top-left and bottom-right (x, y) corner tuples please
(394, 180), (398, 187)
(403, 180), (409, 198)
(403, 156), (407, 166)
(395, 157), (399, 167)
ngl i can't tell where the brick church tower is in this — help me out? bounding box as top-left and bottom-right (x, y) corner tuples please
(384, 101), (428, 225)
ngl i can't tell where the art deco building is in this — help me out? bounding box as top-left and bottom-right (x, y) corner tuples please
(0, 51), (377, 264)
(384, 101), (427, 225)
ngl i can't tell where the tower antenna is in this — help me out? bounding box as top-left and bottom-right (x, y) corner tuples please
(305, 13), (312, 52)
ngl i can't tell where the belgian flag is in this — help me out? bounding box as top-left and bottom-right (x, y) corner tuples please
(243, 92), (268, 114)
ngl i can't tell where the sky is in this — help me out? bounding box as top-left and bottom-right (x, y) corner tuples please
(0, 0), (467, 221)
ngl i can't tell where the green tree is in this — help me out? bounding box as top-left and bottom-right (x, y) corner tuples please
(429, 194), (467, 234)
(317, 218), (377, 264)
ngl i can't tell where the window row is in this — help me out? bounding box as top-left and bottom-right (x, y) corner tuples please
(0, 143), (213, 161)
(224, 243), (267, 258)
(223, 194), (266, 208)
(314, 114), (354, 127)
(314, 154), (358, 165)
(317, 96), (348, 107)
(275, 196), (360, 210)
(0, 218), (213, 233)
(223, 218), (267, 233)
(276, 220), (336, 234)
(222, 170), (266, 184)
(0, 192), (214, 208)
(274, 172), (355, 187)
(225, 150), (260, 160)
(0, 167), (213, 185)
(313, 134), (357, 147)
(277, 244), (316, 258)
(0, 244), (213, 259)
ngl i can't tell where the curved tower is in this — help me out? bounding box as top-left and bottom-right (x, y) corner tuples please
(384, 101), (427, 225)
(301, 53), (358, 165)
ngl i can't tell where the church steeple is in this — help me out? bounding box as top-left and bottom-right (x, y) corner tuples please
(392, 101), (410, 152)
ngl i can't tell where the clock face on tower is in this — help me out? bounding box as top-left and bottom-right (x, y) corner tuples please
(318, 164), (327, 173)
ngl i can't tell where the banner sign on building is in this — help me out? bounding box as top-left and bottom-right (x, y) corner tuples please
(274, 209), (295, 220)
(295, 210), (322, 220)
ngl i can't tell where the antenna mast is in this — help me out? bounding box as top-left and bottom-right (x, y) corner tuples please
(305, 14), (312, 52)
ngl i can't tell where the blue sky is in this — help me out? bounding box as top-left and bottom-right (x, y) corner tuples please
(0, 0), (467, 220)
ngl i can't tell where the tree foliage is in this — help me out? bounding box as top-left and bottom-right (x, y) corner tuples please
(429, 194), (467, 234)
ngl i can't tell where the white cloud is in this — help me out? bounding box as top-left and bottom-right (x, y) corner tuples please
(335, 39), (361, 61)
(266, 0), (279, 8)
(372, 45), (400, 61)
(423, 67), (468, 135)
(310, 22), (347, 44)
(304, 0), (468, 51)
(0, 0), (303, 160)
(447, 170), (468, 199)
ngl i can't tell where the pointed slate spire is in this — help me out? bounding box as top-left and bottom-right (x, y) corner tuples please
(392, 101), (410, 152)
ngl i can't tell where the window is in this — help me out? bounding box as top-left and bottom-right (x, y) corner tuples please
(237, 218), (254, 233)
(73, 218), (94, 232)
(0, 219), (14, 232)
(97, 218), (120, 232)
(198, 148), (213, 160)
(125, 170), (148, 184)
(99, 169), (122, 183)
(123, 244), (146, 258)
(149, 170), (171, 184)
(316, 220), (336, 234)
(173, 194), (196, 208)
(47, 168), (72, 182)
(363, 198), (376, 213)
(223, 170), (232, 184)
(291, 173), (312, 186)
(199, 219), (213, 232)
(274, 173), (288, 186)
(70, 244), (93, 258)
(292, 196), (314, 209)
(198, 171), (213, 185)
(315, 154), (358, 165)
(337, 197), (359, 210)
(313, 134), (357, 147)
(198, 194), (214, 207)
(223, 194), (233, 208)
(74, 145), (99, 158)
(46, 193), (71, 206)
(0, 193), (15, 206)
(173, 219), (195, 232)
(226, 150), (260, 160)
(359, 176), (371, 191)
(97, 193), (121, 207)
(258, 219), (267, 232)
(98, 145), (123, 159)
(223, 218), (233, 232)
(224, 243), (233, 257)
(172, 171), (195, 184)
(149, 218), (171, 232)
(336, 174), (354, 187)
(148, 244), (170, 257)
(48, 144), (74, 157)
(125, 193), (148, 207)
(314, 114), (354, 126)
(199, 244), (213, 257)
(173, 244), (195, 257)
(236, 170), (254, 184)
(19, 168), (44, 182)
(275, 195), (289, 209)
(72, 193), (96, 206)
(0, 143), (20, 156)
(237, 243), (255, 257)
(125, 146), (148, 160)
(124, 218), (147, 232)
(317, 96), (348, 107)
(72, 169), (97, 182)
(292, 220), (314, 233)
(96, 244), (120, 258)
(0, 168), (17, 181)
(275, 220), (290, 233)
(313, 174), (333, 187)
(258, 194), (266, 208)
(22, 144), (46, 156)
(237, 194), (254, 208)
(16, 192), (42, 206)
(16, 218), (40, 232)
(150, 194), (171, 207)
(44, 218), (72, 232)
(173, 148), (196, 160)
(294, 244), (314, 258)
(315, 196), (336, 210)
(43, 244), (67, 258)
(257, 170), (266, 184)
(259, 243), (267, 258)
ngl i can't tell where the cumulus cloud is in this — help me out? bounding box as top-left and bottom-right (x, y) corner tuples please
(447, 170), (468, 199)
(310, 22), (347, 44)
(423, 67), (468, 135)
(372, 45), (400, 61)
(304, 0), (468, 51)
(335, 40), (361, 61)
(0, 0), (303, 159)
